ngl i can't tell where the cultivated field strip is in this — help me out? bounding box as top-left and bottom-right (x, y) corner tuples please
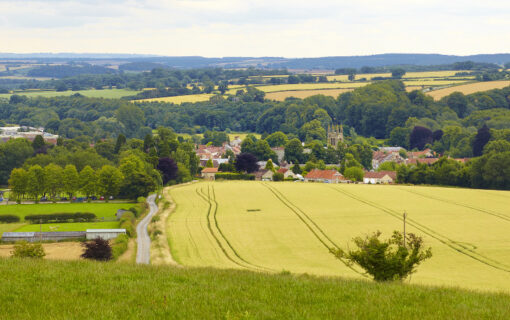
(195, 184), (273, 272)
(262, 183), (368, 278)
(399, 187), (510, 222)
(328, 186), (510, 273)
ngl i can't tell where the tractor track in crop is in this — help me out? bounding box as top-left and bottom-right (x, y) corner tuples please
(262, 183), (368, 278)
(398, 187), (510, 223)
(329, 185), (510, 274)
(195, 185), (273, 272)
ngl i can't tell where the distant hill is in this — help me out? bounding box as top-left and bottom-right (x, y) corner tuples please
(1, 53), (510, 70)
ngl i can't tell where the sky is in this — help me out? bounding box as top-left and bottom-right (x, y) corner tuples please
(1, 0), (509, 57)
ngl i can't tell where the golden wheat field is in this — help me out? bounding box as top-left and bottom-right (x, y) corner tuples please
(427, 81), (510, 100)
(165, 181), (510, 292)
(265, 88), (354, 101)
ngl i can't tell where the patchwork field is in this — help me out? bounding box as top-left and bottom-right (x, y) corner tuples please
(166, 181), (510, 292)
(137, 93), (214, 104)
(0, 88), (141, 99)
(266, 88), (353, 101)
(427, 80), (510, 100)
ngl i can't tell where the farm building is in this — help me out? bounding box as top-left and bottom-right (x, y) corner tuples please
(86, 229), (126, 240)
(363, 171), (397, 184)
(1, 231), (86, 242)
(201, 167), (219, 180)
(305, 169), (347, 183)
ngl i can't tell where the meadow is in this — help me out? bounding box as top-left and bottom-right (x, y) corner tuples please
(0, 88), (141, 99)
(0, 202), (131, 220)
(0, 202), (132, 233)
(0, 258), (509, 319)
(166, 181), (510, 292)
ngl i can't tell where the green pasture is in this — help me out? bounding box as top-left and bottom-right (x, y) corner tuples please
(0, 202), (132, 221)
(15, 221), (120, 232)
(0, 88), (141, 99)
(0, 223), (24, 236)
(167, 181), (510, 292)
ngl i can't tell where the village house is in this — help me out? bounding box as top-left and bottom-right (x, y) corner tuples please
(201, 167), (218, 180)
(0, 126), (59, 145)
(407, 148), (434, 159)
(363, 171), (397, 184)
(304, 169), (347, 183)
(277, 167), (297, 179)
(372, 149), (406, 170)
(254, 169), (274, 181)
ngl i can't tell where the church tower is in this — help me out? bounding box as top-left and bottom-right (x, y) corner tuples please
(327, 124), (344, 149)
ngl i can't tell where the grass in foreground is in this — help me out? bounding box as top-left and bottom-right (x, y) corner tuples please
(0, 202), (132, 220)
(0, 258), (509, 319)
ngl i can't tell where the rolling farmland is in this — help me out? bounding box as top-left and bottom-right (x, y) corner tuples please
(427, 80), (510, 100)
(265, 88), (353, 101)
(0, 88), (141, 99)
(167, 181), (510, 292)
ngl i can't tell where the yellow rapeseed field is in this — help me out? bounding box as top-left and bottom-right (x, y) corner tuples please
(166, 181), (510, 292)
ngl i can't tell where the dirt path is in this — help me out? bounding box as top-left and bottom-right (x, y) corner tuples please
(0, 242), (82, 260)
(150, 187), (179, 266)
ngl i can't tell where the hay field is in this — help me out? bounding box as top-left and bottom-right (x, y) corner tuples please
(403, 79), (471, 86)
(137, 93), (214, 104)
(166, 181), (510, 292)
(256, 83), (368, 93)
(266, 88), (353, 101)
(427, 81), (510, 100)
(0, 242), (82, 260)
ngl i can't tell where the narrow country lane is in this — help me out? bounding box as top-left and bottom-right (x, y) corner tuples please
(136, 194), (158, 264)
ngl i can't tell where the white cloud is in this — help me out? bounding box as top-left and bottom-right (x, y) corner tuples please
(0, 0), (509, 56)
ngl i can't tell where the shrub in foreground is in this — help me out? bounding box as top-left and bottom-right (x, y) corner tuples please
(111, 234), (129, 259)
(11, 241), (45, 258)
(331, 230), (432, 281)
(81, 237), (112, 261)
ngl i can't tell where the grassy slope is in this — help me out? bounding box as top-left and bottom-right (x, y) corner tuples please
(0, 258), (509, 320)
(167, 182), (510, 292)
(0, 203), (132, 220)
(0, 223), (24, 236)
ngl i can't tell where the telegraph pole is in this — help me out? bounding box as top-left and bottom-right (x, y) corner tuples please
(403, 211), (407, 248)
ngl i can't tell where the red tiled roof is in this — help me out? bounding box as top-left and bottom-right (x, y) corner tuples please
(305, 169), (345, 180)
(277, 168), (288, 174)
(202, 167), (218, 173)
(364, 171), (396, 180)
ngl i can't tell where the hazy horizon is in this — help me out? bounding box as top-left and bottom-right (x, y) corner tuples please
(1, 1), (509, 58)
